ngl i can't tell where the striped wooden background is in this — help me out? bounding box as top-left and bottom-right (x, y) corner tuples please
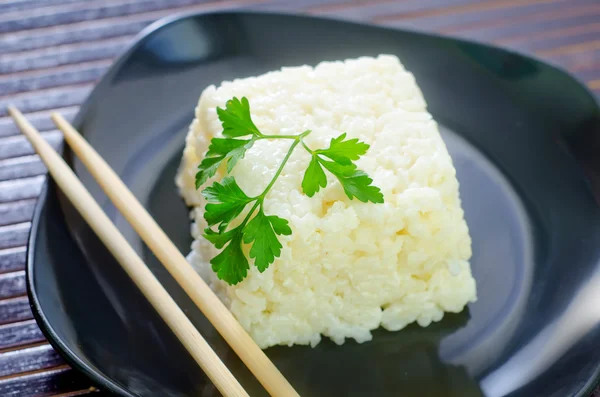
(0, 0), (599, 395)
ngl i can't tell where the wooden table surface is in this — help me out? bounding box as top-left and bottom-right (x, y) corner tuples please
(0, 0), (599, 396)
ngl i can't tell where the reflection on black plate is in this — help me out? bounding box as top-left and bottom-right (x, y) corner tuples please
(27, 11), (600, 397)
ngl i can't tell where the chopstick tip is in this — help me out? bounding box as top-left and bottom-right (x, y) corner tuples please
(6, 105), (19, 117)
(50, 112), (70, 130)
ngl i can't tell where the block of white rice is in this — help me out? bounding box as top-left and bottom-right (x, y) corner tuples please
(176, 55), (477, 349)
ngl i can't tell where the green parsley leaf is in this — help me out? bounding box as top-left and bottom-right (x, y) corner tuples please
(202, 177), (252, 230)
(301, 155), (328, 197)
(315, 133), (370, 165)
(204, 227), (237, 249)
(195, 138), (255, 188)
(216, 97), (261, 138)
(195, 157), (223, 189)
(207, 138), (254, 172)
(319, 159), (384, 203)
(242, 210), (290, 272)
(268, 215), (292, 236)
(209, 231), (249, 285)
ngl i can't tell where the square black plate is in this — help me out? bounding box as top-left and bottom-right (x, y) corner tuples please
(28, 11), (600, 397)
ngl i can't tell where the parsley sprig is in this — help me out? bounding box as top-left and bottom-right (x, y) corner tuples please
(196, 97), (383, 285)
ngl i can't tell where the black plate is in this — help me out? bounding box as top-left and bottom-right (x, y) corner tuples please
(27, 11), (600, 397)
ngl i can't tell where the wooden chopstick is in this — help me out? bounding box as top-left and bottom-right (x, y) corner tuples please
(8, 107), (249, 397)
(50, 113), (300, 397)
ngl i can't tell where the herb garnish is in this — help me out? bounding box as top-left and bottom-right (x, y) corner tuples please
(196, 97), (383, 285)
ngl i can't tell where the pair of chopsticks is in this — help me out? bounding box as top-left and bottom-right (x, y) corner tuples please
(8, 106), (299, 397)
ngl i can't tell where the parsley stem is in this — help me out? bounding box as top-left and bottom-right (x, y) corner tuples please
(300, 140), (313, 154)
(259, 134), (299, 140)
(259, 130), (311, 141)
(239, 130), (312, 230)
(239, 136), (305, 229)
(259, 138), (301, 199)
(240, 200), (261, 228)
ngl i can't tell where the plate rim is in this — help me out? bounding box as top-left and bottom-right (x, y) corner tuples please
(26, 181), (137, 396)
(25, 9), (600, 397)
